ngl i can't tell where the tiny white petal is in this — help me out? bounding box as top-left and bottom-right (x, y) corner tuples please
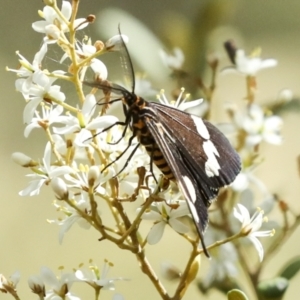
(147, 222), (166, 245)
(113, 294), (125, 300)
(169, 218), (189, 234)
(140, 210), (162, 221)
(19, 179), (46, 196)
(58, 215), (81, 244)
(90, 59), (108, 80)
(105, 34), (129, 51)
(73, 18), (89, 30)
(86, 115), (119, 130)
(248, 236), (264, 262)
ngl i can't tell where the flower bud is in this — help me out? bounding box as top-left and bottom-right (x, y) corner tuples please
(105, 34), (129, 51)
(90, 59), (108, 81)
(186, 257), (200, 284)
(88, 166), (100, 187)
(94, 40), (105, 52)
(28, 275), (45, 296)
(278, 89), (293, 103)
(12, 152), (37, 167)
(51, 177), (69, 200)
(45, 24), (60, 40)
(86, 14), (96, 24)
(0, 274), (8, 293)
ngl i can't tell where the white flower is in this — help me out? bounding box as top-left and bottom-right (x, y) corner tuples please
(160, 47), (185, 70)
(113, 294), (125, 300)
(234, 49), (277, 76)
(231, 172), (249, 192)
(231, 168), (270, 195)
(8, 44), (48, 99)
(7, 43), (47, 78)
(233, 203), (275, 261)
(235, 104), (282, 146)
(52, 100), (119, 161)
(232, 171), (276, 214)
(49, 192), (98, 243)
(64, 164), (113, 195)
(32, 1), (88, 43)
(140, 201), (190, 245)
(19, 142), (73, 196)
(18, 70), (66, 124)
(53, 94), (118, 139)
(28, 275), (45, 296)
(200, 227), (238, 289)
(277, 88), (293, 103)
(75, 260), (128, 290)
(24, 104), (64, 137)
(157, 88), (206, 115)
(224, 45), (277, 76)
(53, 93), (96, 134)
(90, 124), (129, 156)
(201, 242), (238, 289)
(61, 42), (108, 80)
(40, 267), (79, 300)
(0, 271), (20, 295)
(134, 78), (157, 97)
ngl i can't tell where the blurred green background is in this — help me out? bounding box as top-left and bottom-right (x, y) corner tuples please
(1, 1), (300, 299)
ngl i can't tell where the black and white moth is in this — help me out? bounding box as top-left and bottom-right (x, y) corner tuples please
(84, 31), (241, 257)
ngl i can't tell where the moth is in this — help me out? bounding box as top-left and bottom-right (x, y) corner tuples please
(84, 30), (241, 257)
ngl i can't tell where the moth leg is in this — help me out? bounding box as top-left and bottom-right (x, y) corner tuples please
(106, 105), (136, 145)
(107, 121), (129, 145)
(102, 134), (140, 176)
(118, 166), (151, 202)
(84, 121), (127, 146)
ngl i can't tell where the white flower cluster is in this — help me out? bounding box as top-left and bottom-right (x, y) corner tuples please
(6, 1), (146, 299)
(1, 261), (125, 300)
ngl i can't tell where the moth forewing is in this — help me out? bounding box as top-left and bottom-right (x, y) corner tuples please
(143, 117), (211, 256)
(148, 103), (241, 188)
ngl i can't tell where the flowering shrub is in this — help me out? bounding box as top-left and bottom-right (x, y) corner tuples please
(3, 1), (300, 300)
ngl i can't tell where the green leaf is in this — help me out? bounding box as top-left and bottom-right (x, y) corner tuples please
(257, 277), (289, 298)
(198, 276), (240, 294)
(227, 289), (249, 300)
(279, 256), (300, 280)
(271, 98), (300, 115)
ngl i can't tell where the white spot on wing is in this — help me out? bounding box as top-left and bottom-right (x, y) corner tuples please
(187, 201), (200, 223)
(191, 115), (210, 139)
(178, 177), (199, 224)
(182, 176), (197, 203)
(203, 140), (220, 177)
